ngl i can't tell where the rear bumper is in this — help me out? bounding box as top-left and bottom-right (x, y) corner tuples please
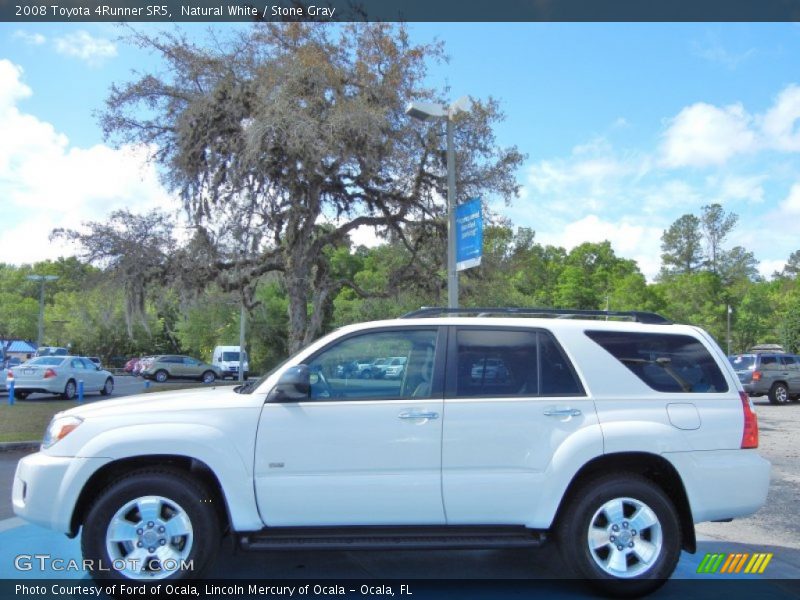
(665, 449), (770, 523)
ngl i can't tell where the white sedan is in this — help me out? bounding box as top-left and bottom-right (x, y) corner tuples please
(9, 356), (114, 400)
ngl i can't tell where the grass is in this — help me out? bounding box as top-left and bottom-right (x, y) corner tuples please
(0, 398), (79, 443)
(0, 379), (246, 442)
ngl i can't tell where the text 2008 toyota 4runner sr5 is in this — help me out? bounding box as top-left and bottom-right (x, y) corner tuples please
(13, 308), (770, 596)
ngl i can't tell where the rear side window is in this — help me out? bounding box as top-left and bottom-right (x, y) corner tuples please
(586, 331), (728, 393)
(451, 329), (584, 398)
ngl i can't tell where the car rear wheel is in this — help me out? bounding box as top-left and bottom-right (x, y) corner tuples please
(81, 468), (220, 581)
(154, 370), (168, 383)
(769, 382), (790, 404)
(201, 371), (216, 384)
(557, 474), (681, 597)
(15, 391), (29, 400)
(63, 379), (77, 400)
(100, 378), (114, 396)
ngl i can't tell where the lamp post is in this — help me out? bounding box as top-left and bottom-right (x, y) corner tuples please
(26, 275), (58, 349)
(727, 304), (733, 355)
(405, 97), (472, 309)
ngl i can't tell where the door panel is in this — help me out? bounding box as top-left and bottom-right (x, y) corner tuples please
(255, 399), (444, 525)
(254, 327), (446, 526)
(441, 327), (601, 525)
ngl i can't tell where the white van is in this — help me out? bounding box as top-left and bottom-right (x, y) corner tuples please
(212, 345), (249, 380)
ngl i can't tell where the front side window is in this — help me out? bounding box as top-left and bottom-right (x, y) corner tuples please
(306, 329), (438, 401)
(586, 330), (729, 393)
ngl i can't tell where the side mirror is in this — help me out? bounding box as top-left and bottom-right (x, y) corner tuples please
(267, 365), (310, 402)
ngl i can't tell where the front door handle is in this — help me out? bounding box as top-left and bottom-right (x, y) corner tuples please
(544, 408), (582, 417)
(398, 410), (439, 420)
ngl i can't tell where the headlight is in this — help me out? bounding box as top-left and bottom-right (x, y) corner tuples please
(42, 415), (83, 449)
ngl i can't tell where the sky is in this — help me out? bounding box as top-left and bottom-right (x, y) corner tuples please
(1, 22), (800, 280)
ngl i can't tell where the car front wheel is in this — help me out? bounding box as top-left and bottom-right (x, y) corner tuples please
(154, 370), (168, 383)
(201, 371), (216, 384)
(81, 468), (220, 581)
(557, 474), (681, 597)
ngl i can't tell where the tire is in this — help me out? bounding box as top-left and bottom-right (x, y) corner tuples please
(100, 378), (114, 396)
(556, 474), (681, 597)
(63, 379), (77, 400)
(201, 371), (216, 384)
(768, 382), (790, 404)
(154, 370), (169, 383)
(81, 468), (220, 581)
(15, 391), (29, 400)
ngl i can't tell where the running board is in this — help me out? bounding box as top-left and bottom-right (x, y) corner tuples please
(239, 526), (546, 551)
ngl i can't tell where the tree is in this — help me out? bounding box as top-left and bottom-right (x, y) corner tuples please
(100, 23), (523, 353)
(700, 203), (738, 274)
(52, 210), (176, 337)
(659, 214), (703, 277)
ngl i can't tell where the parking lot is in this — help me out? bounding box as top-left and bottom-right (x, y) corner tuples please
(0, 394), (798, 597)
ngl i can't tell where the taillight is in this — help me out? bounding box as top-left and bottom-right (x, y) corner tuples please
(6, 370), (13, 380)
(752, 370), (762, 382)
(740, 391), (759, 449)
(43, 368), (57, 379)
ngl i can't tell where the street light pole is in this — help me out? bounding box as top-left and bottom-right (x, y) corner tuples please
(238, 298), (246, 382)
(446, 117), (458, 309)
(406, 97), (472, 309)
(727, 304), (732, 355)
(26, 275), (58, 348)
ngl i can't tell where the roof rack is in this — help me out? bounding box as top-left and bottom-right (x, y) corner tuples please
(400, 307), (672, 325)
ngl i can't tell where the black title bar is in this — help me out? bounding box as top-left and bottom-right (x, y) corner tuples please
(3, 0), (800, 22)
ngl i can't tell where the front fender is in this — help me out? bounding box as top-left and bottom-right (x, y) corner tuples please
(74, 423), (263, 532)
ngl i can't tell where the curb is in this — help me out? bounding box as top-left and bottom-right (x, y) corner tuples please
(0, 441), (39, 452)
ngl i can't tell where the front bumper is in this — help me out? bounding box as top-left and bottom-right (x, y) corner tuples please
(13, 451), (111, 534)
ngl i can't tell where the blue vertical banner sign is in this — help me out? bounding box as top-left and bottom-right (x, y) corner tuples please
(456, 198), (483, 272)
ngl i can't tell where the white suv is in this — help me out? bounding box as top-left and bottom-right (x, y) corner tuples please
(12, 308), (770, 596)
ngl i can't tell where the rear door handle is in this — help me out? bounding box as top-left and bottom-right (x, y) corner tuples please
(544, 408), (582, 417)
(398, 410), (439, 420)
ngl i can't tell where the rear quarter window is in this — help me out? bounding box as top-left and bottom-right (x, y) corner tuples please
(586, 331), (729, 393)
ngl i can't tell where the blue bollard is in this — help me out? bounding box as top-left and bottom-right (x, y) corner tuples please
(7, 379), (14, 405)
(144, 379), (151, 389)
(77, 380), (84, 403)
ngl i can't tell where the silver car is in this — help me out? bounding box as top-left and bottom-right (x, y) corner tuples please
(9, 356), (114, 400)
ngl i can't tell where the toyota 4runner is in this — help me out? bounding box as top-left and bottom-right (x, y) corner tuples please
(13, 308), (770, 596)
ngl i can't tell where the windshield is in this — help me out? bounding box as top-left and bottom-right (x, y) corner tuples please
(729, 355), (755, 371)
(222, 352), (241, 361)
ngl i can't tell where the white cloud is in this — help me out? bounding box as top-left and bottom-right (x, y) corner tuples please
(12, 30), (47, 46)
(349, 225), (382, 248)
(0, 60), (32, 111)
(53, 31), (117, 66)
(0, 59), (174, 265)
(660, 102), (756, 168)
(761, 84), (800, 152)
(691, 34), (756, 70)
(758, 259), (787, 279)
(779, 182), (800, 214)
(537, 215), (664, 281)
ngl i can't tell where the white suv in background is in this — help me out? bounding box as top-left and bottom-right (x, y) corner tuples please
(13, 307), (770, 596)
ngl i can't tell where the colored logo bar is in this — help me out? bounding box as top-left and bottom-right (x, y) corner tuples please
(696, 552), (772, 574)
